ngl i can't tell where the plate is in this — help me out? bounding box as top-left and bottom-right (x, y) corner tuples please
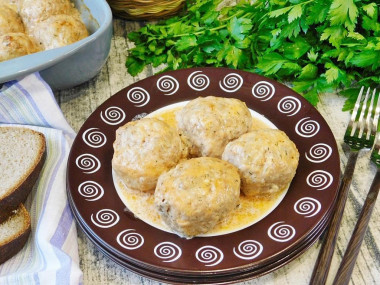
(66, 67), (340, 275)
(75, 216), (328, 284)
(68, 183), (333, 279)
(69, 188), (331, 284)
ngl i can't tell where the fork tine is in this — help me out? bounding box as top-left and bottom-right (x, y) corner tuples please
(372, 89), (380, 135)
(364, 89), (377, 140)
(351, 87), (365, 121)
(356, 87), (372, 138)
(350, 87), (365, 136)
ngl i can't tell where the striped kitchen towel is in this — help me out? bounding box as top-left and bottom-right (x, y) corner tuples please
(0, 73), (83, 285)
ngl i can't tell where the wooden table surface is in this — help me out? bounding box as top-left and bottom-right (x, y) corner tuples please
(56, 18), (380, 285)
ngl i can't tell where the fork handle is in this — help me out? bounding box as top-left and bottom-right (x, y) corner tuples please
(333, 170), (380, 285)
(309, 151), (359, 285)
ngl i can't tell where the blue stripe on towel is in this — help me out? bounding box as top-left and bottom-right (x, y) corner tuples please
(15, 81), (50, 126)
(0, 73), (82, 285)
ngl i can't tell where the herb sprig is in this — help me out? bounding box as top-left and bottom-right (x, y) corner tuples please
(126, 0), (380, 110)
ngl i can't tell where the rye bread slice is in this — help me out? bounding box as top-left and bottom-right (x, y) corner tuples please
(0, 127), (46, 222)
(0, 203), (31, 264)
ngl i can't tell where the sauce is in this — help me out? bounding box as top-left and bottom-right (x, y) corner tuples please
(152, 106), (273, 132)
(114, 175), (287, 236)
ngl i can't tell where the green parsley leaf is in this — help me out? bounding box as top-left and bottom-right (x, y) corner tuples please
(228, 17), (253, 41)
(126, 57), (145, 77)
(256, 53), (287, 75)
(329, 0), (358, 31)
(175, 35), (198, 51)
(282, 37), (311, 59)
(306, 0), (329, 24)
(288, 5), (303, 23)
(349, 51), (380, 68)
(268, 6), (293, 18)
(362, 3), (377, 18)
(320, 26), (347, 47)
(303, 88), (319, 106)
(325, 63), (339, 83)
(292, 80), (314, 93)
(307, 50), (319, 62)
(225, 46), (243, 67)
(299, 63), (318, 79)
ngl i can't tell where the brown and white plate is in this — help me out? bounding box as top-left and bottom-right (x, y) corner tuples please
(66, 67), (340, 276)
(68, 185), (334, 283)
(70, 200), (330, 284)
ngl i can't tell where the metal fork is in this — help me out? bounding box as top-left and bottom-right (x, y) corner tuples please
(333, 113), (380, 284)
(310, 87), (379, 285)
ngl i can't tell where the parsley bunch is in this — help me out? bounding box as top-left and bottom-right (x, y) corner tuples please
(126, 0), (380, 110)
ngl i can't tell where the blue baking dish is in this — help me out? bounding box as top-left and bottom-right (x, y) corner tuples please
(0, 0), (113, 90)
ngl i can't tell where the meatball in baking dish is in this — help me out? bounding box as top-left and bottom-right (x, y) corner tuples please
(176, 96), (252, 158)
(0, 5), (25, 35)
(19, 0), (77, 25)
(0, 0), (19, 11)
(30, 14), (88, 50)
(112, 118), (182, 193)
(0, 33), (40, 62)
(222, 129), (299, 197)
(154, 157), (241, 238)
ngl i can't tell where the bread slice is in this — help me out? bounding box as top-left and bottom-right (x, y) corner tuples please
(0, 203), (31, 264)
(0, 127), (46, 222)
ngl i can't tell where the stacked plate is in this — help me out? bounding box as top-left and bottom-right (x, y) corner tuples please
(66, 67), (340, 283)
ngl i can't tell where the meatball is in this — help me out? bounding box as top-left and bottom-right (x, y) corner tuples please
(0, 33), (39, 62)
(222, 129), (299, 197)
(29, 14), (88, 50)
(177, 96), (252, 158)
(112, 118), (182, 192)
(154, 157), (241, 238)
(20, 0), (76, 25)
(0, 0), (19, 11)
(0, 5), (25, 35)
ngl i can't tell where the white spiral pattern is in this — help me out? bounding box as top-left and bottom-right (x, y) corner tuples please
(78, 181), (104, 201)
(75, 154), (101, 174)
(306, 143), (333, 163)
(154, 242), (182, 262)
(294, 197), (322, 218)
(195, 246), (224, 266)
(82, 128), (107, 148)
(127, 87), (150, 107)
(91, 209), (120, 228)
(295, 117), (320, 138)
(252, 81), (275, 101)
(100, 106), (126, 125)
(157, 75), (179, 95)
(233, 240), (263, 260)
(277, 96), (301, 116)
(307, 170), (333, 190)
(117, 229), (144, 250)
(219, 73), (243, 93)
(187, 71), (210, 91)
(268, 221), (296, 242)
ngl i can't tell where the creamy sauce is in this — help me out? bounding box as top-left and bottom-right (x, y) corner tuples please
(113, 104), (288, 237)
(114, 175), (286, 236)
(152, 106), (271, 131)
